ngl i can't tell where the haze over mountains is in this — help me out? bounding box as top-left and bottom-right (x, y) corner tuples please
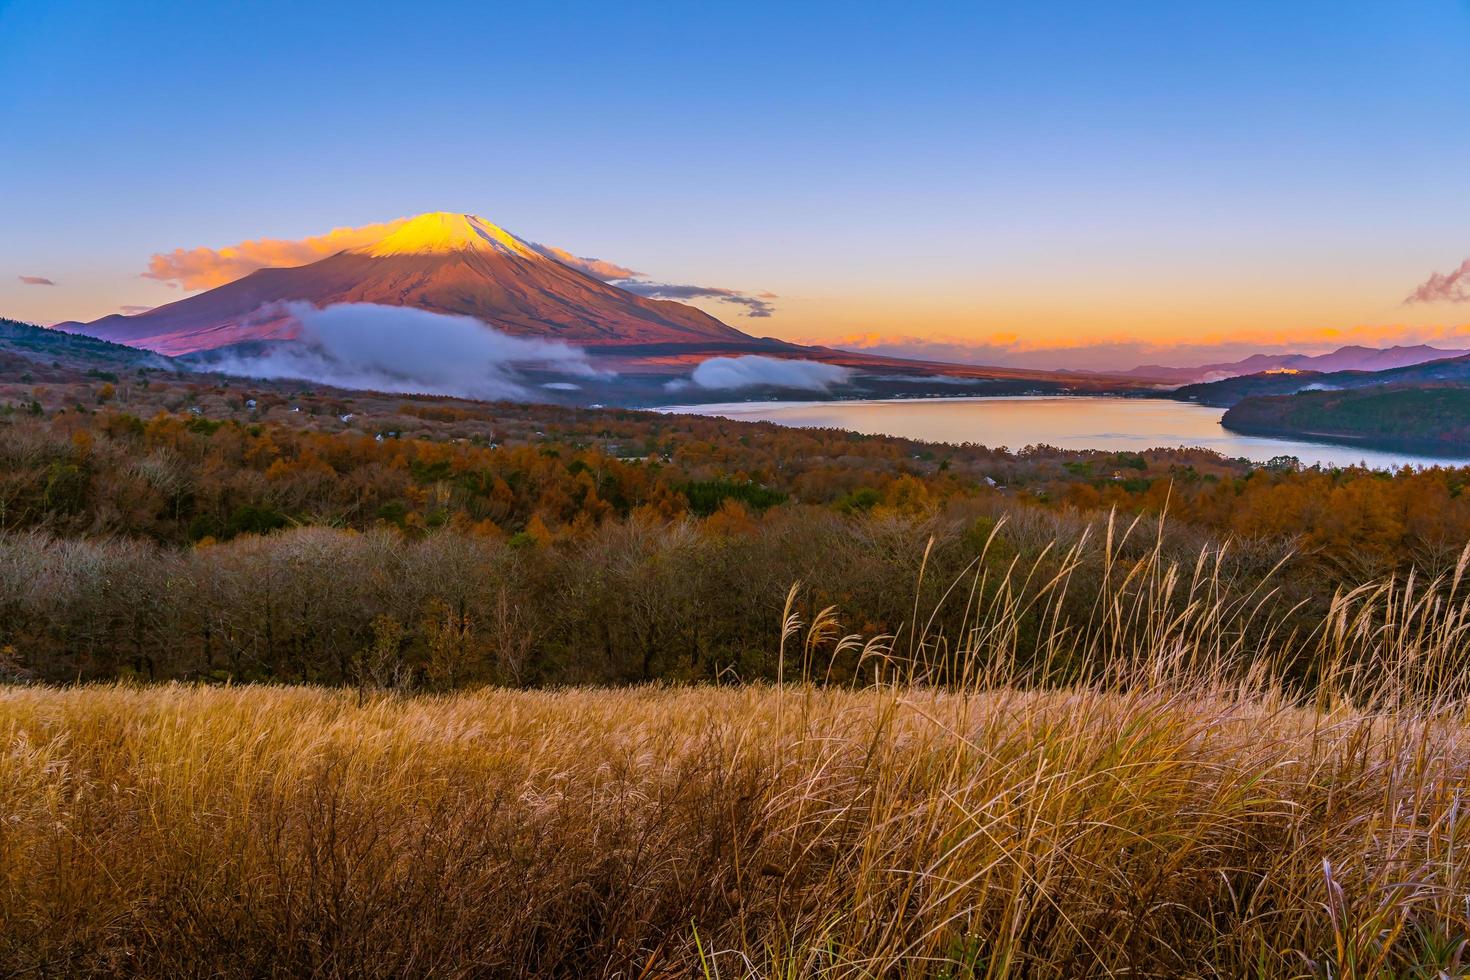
(1116, 344), (1470, 384)
(1172, 351), (1470, 407)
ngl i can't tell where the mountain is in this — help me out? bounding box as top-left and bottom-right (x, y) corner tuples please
(1288, 344), (1470, 373)
(56, 212), (757, 356)
(50, 211), (1162, 403)
(1171, 352), (1470, 407)
(1119, 344), (1470, 384)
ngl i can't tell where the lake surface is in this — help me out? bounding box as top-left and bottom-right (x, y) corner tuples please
(660, 396), (1470, 470)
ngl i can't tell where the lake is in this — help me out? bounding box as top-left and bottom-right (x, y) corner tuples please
(660, 395), (1470, 470)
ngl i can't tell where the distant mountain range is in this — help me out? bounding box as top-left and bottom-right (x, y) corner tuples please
(1116, 344), (1470, 384)
(1156, 347), (1470, 458)
(1170, 352), (1470, 407)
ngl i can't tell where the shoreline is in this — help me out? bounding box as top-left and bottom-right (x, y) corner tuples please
(1220, 418), (1470, 463)
(655, 394), (1470, 469)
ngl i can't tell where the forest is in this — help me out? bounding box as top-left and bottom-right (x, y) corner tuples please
(3, 370), (1470, 687)
(1222, 383), (1470, 454)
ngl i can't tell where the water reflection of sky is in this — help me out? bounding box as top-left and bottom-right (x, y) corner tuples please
(659, 396), (1470, 471)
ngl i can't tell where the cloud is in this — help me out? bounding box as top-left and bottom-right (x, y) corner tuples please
(18, 276), (56, 286)
(530, 243), (642, 280)
(866, 373), (988, 385)
(1405, 258), (1470, 304)
(201, 302), (606, 401)
(143, 219), (411, 289)
(669, 355), (850, 392)
(619, 281), (776, 318)
(526, 241), (778, 319)
(118, 305), (153, 315)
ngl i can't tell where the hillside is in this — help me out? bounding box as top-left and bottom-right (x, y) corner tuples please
(0, 317), (176, 380)
(1221, 384), (1470, 456)
(1170, 352), (1470, 406)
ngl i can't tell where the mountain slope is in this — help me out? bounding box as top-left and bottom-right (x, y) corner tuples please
(57, 212), (753, 356)
(0, 317), (177, 379)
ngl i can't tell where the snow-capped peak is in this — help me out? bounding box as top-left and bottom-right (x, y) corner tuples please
(356, 212), (542, 259)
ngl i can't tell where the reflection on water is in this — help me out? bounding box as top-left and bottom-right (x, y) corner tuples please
(659, 396), (1470, 470)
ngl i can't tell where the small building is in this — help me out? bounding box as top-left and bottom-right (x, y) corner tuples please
(244, 399), (257, 409)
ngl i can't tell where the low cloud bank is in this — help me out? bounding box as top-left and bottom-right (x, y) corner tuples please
(868, 373), (986, 385)
(207, 302), (603, 401)
(669, 355), (850, 392)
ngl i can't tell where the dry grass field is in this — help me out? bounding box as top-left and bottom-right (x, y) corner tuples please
(5, 681), (1470, 978)
(4, 529), (1470, 978)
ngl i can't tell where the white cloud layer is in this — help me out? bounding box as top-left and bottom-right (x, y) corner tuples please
(673, 355), (850, 392)
(205, 302), (603, 400)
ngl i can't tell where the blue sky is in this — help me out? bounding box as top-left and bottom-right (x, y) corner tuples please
(2, 0), (1468, 367)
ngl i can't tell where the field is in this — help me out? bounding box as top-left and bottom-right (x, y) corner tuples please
(7, 348), (1470, 976)
(6, 531), (1470, 978)
(5, 684), (1469, 977)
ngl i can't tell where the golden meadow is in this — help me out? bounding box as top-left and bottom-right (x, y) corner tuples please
(6, 516), (1470, 978)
